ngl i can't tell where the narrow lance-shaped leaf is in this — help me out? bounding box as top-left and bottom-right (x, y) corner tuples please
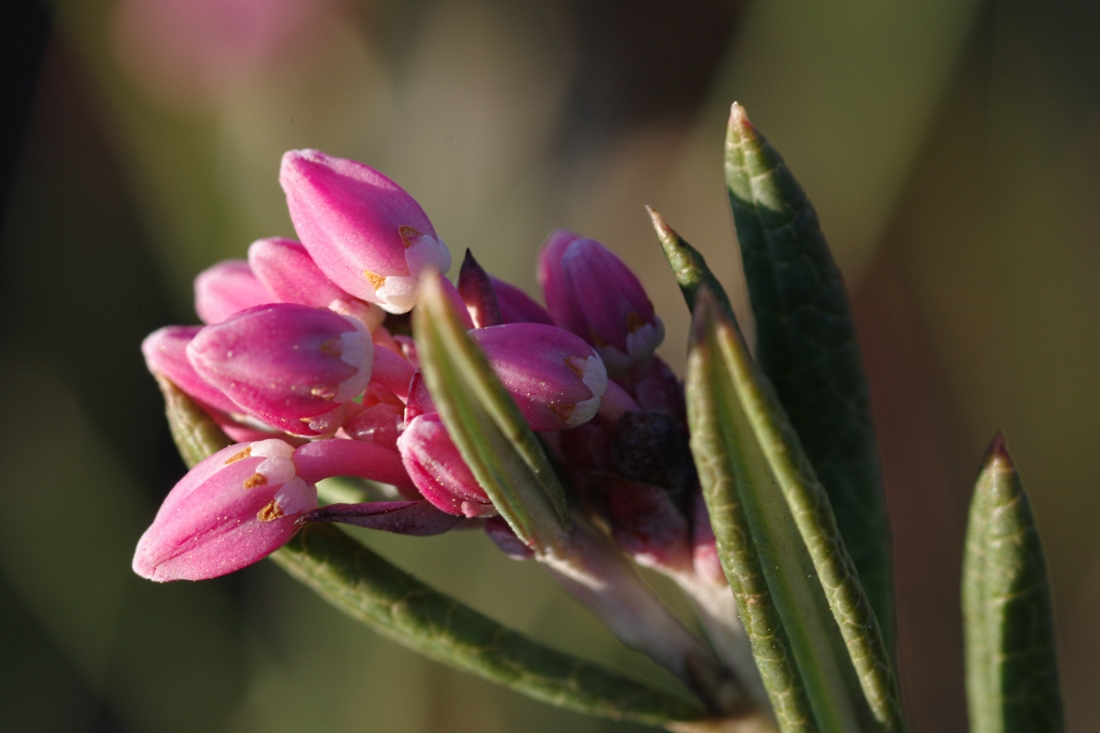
(963, 434), (1064, 733)
(414, 272), (571, 553)
(693, 285), (904, 731)
(157, 381), (705, 725)
(688, 290), (862, 733)
(272, 524), (707, 726)
(724, 103), (893, 647)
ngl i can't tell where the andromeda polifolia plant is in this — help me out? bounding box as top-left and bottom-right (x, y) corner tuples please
(136, 103), (1064, 732)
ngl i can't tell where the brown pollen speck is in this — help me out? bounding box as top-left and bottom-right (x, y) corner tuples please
(258, 500), (285, 522)
(224, 446), (252, 465)
(243, 473), (268, 489)
(549, 403), (575, 422)
(364, 271), (386, 290)
(565, 355), (586, 377)
(398, 225), (420, 248)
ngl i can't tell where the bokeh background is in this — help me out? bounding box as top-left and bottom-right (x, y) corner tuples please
(3, 0), (1100, 731)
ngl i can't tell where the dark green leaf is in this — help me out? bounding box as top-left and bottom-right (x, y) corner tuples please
(273, 523), (707, 726)
(963, 434), (1064, 733)
(724, 103), (893, 647)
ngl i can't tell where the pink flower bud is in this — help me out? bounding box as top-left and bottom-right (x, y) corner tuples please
(280, 149), (451, 314)
(538, 234), (665, 371)
(623, 357), (686, 422)
(405, 325), (605, 431)
(393, 334), (419, 368)
(133, 439), (317, 582)
(404, 370), (434, 422)
(292, 437), (413, 490)
(186, 303), (372, 435)
(599, 475), (692, 573)
(458, 249), (503, 328)
(470, 323), (607, 431)
(534, 229), (583, 329)
(369, 344), (415, 400)
(490, 275), (554, 325)
(343, 384), (405, 451)
(329, 298), (386, 331)
(247, 236), (354, 308)
(397, 414), (494, 518)
(142, 325), (240, 414)
(193, 259), (275, 324)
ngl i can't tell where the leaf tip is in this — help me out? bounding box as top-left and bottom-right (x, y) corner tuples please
(645, 203), (664, 229)
(981, 430), (1015, 473)
(726, 102), (754, 141)
(646, 205), (676, 247)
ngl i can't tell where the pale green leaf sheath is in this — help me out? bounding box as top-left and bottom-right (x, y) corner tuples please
(159, 382), (708, 727)
(724, 104), (893, 646)
(963, 434), (1064, 733)
(685, 292), (818, 733)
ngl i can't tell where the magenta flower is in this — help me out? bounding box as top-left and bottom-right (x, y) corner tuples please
(132, 439), (317, 582)
(343, 385), (406, 452)
(186, 303), (372, 435)
(280, 149), (451, 314)
(398, 414), (494, 518)
(292, 437), (413, 490)
(404, 324), (606, 432)
(142, 325), (241, 414)
(538, 233), (665, 371)
(490, 275), (554, 325)
(469, 323), (607, 431)
(247, 236), (355, 308)
(193, 259), (275, 324)
(367, 344), (416, 401)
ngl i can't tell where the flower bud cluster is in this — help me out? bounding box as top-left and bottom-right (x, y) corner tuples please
(137, 149), (654, 581)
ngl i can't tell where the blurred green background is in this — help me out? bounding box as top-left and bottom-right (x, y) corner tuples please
(3, 0), (1100, 731)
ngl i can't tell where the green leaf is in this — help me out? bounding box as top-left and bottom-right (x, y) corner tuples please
(688, 292), (863, 733)
(963, 434), (1064, 733)
(719, 290), (902, 730)
(272, 523), (706, 726)
(413, 273), (570, 553)
(153, 373), (233, 468)
(724, 103), (893, 647)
